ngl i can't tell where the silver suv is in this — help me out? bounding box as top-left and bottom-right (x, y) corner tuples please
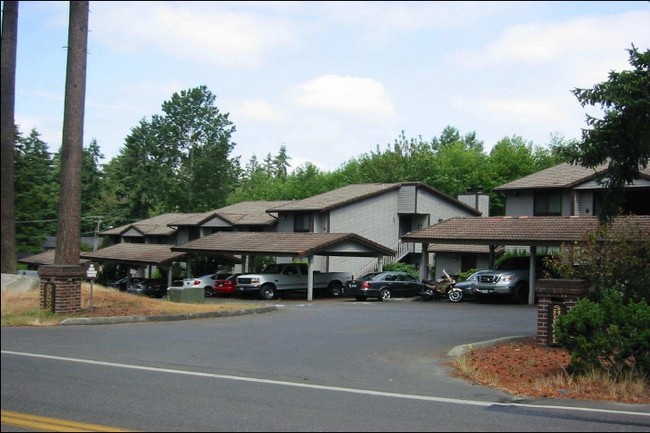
(473, 255), (549, 304)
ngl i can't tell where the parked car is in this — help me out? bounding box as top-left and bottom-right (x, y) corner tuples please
(128, 278), (168, 298)
(450, 270), (492, 302)
(109, 276), (146, 292)
(345, 271), (423, 301)
(474, 255), (553, 303)
(183, 273), (231, 297)
(212, 273), (242, 296)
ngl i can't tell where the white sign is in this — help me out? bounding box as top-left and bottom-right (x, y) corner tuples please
(86, 264), (97, 279)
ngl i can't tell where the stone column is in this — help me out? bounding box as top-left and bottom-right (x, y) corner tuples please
(38, 265), (84, 314)
(535, 279), (587, 346)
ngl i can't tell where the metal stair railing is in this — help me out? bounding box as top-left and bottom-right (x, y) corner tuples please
(357, 240), (415, 277)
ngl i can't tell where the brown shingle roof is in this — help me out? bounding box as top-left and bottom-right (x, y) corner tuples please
(267, 182), (481, 215)
(427, 244), (504, 254)
(18, 250), (90, 266)
(101, 213), (197, 236)
(171, 201), (292, 227)
(80, 243), (233, 266)
(172, 232), (395, 258)
(402, 215), (650, 247)
(494, 162), (650, 191)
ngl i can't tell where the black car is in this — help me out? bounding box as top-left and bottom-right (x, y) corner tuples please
(109, 276), (146, 292)
(127, 278), (168, 298)
(345, 271), (423, 301)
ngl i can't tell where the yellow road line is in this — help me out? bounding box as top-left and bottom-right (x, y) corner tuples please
(1, 410), (134, 432)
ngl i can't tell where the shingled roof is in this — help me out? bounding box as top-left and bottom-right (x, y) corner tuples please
(402, 215), (650, 247)
(100, 213), (198, 237)
(171, 201), (292, 227)
(266, 182), (481, 215)
(18, 250), (90, 266)
(494, 162), (650, 191)
(172, 232), (395, 258)
(81, 243), (239, 266)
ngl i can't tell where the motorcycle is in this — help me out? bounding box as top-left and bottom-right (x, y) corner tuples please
(419, 270), (463, 302)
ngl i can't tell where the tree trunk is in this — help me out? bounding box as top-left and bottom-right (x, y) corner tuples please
(55, 1), (89, 265)
(0, 1), (19, 274)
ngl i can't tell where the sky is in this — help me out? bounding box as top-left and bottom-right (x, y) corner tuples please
(9, 1), (650, 172)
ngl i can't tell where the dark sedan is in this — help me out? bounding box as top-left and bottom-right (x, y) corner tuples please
(127, 278), (168, 298)
(345, 271), (423, 301)
(109, 276), (146, 292)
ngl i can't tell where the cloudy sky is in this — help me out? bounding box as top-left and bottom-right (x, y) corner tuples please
(11, 1), (650, 171)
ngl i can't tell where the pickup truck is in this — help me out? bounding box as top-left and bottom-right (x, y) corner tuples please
(236, 263), (352, 300)
(473, 255), (551, 304)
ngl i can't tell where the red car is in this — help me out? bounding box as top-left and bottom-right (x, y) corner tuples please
(213, 274), (241, 296)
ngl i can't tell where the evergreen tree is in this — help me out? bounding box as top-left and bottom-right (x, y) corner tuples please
(14, 128), (58, 254)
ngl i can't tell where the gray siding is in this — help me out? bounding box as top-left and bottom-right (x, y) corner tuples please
(397, 184), (417, 213)
(435, 253), (492, 276)
(328, 192), (398, 274)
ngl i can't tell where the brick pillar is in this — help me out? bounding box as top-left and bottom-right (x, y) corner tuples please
(38, 265), (84, 314)
(535, 279), (587, 346)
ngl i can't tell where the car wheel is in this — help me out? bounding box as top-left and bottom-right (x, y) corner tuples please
(476, 294), (490, 303)
(448, 288), (463, 303)
(378, 289), (391, 301)
(328, 281), (343, 297)
(355, 296), (367, 301)
(205, 286), (214, 297)
(259, 284), (276, 300)
(512, 283), (529, 304)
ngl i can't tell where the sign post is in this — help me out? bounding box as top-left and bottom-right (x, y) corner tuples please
(86, 263), (98, 311)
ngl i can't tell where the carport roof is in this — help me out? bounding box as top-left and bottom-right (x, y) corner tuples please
(172, 232), (396, 258)
(18, 250), (90, 266)
(81, 243), (240, 266)
(402, 215), (650, 247)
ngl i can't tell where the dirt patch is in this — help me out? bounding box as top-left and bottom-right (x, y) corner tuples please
(451, 337), (649, 403)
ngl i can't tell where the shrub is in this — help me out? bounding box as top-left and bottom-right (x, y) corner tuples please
(555, 288), (650, 381)
(384, 262), (419, 279)
(544, 219), (650, 303)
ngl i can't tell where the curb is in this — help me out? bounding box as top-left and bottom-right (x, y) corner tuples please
(60, 306), (277, 326)
(447, 335), (530, 358)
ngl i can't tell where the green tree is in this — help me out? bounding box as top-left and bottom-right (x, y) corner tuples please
(105, 86), (240, 216)
(154, 85), (240, 212)
(559, 45), (650, 224)
(14, 128), (58, 254)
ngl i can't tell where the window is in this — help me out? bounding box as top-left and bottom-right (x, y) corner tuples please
(534, 190), (562, 216)
(293, 213), (311, 232)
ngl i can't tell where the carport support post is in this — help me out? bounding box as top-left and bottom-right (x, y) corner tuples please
(529, 246), (537, 305)
(307, 255), (314, 302)
(420, 243), (429, 280)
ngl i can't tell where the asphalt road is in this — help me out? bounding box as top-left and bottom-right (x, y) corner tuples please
(2, 297), (649, 432)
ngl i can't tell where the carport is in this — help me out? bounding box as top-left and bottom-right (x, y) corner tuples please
(171, 231), (395, 301)
(401, 215), (650, 305)
(81, 243), (241, 287)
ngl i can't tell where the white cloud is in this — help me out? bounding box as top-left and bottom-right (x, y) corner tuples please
(452, 96), (569, 124)
(234, 99), (285, 123)
(450, 10), (650, 68)
(90, 1), (298, 69)
(292, 75), (394, 118)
